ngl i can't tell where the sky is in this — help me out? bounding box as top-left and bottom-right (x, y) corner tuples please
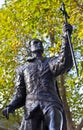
(0, 0), (5, 8)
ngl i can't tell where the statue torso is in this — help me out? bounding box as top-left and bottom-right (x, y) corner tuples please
(22, 57), (61, 103)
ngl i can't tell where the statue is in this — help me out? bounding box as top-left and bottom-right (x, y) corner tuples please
(2, 23), (73, 130)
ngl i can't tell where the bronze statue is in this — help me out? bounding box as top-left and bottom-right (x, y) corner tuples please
(2, 23), (73, 130)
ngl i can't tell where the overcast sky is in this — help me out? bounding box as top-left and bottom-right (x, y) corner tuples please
(0, 0), (5, 8)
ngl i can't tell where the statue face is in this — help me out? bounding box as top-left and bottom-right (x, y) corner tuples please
(30, 39), (44, 53)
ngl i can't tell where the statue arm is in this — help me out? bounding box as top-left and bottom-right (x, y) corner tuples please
(49, 35), (73, 76)
(8, 66), (26, 110)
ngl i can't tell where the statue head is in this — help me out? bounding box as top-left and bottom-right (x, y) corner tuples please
(29, 39), (44, 54)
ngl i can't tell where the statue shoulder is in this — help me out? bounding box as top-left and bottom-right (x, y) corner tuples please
(49, 56), (58, 61)
(46, 56), (58, 65)
(15, 57), (35, 70)
(44, 56), (55, 62)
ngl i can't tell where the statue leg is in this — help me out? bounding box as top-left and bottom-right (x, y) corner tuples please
(31, 114), (42, 130)
(44, 108), (63, 130)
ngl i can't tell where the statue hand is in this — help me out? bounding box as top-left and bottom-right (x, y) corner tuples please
(63, 22), (73, 36)
(2, 106), (14, 120)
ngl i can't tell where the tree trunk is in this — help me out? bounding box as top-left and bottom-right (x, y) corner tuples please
(59, 75), (75, 130)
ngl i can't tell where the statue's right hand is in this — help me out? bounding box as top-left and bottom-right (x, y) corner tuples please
(63, 22), (73, 36)
(2, 106), (14, 120)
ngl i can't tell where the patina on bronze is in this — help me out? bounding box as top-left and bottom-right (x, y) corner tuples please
(2, 23), (73, 130)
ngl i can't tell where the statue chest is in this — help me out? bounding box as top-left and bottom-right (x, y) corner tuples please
(23, 59), (52, 93)
(23, 62), (38, 83)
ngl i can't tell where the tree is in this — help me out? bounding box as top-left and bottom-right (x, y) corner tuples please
(0, 0), (83, 130)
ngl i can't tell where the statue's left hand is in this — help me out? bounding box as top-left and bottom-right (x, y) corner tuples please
(63, 22), (73, 35)
(2, 106), (14, 120)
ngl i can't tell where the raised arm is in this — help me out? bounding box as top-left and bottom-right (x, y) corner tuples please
(2, 66), (26, 119)
(49, 23), (73, 76)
